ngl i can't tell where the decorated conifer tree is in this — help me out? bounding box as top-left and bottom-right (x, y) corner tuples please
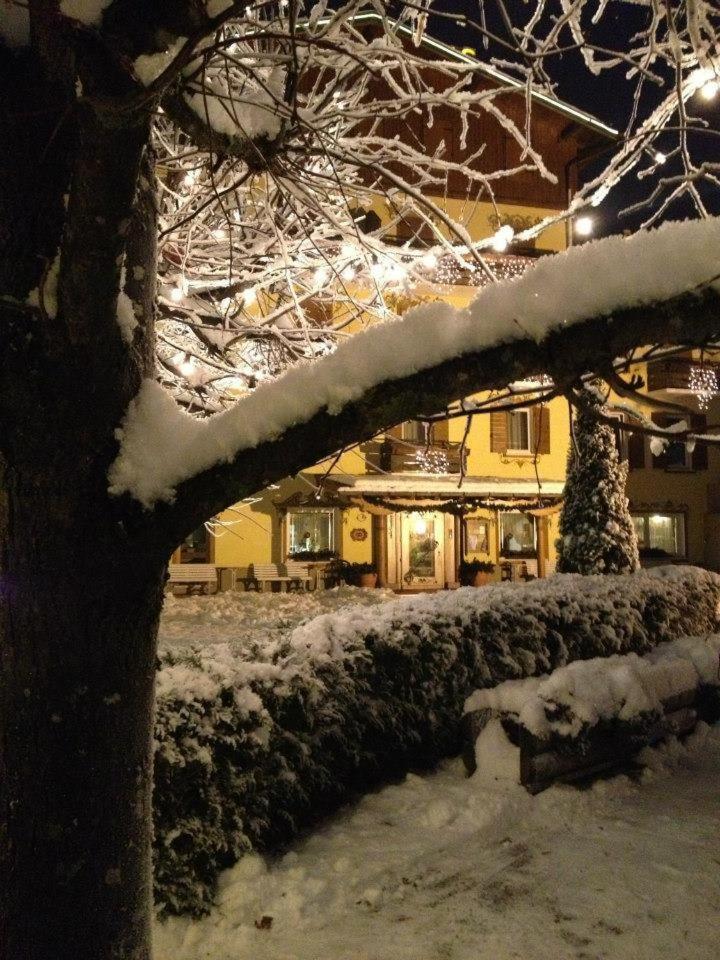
(556, 388), (640, 574)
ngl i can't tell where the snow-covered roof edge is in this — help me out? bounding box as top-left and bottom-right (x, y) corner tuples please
(333, 11), (618, 140)
(108, 217), (720, 508)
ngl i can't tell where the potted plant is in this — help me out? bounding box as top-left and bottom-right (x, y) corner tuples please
(459, 558), (495, 587)
(343, 561), (378, 588)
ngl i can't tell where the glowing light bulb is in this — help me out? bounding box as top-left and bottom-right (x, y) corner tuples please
(242, 287), (257, 307)
(183, 170), (199, 187)
(212, 228), (227, 241)
(341, 265), (355, 282)
(491, 224), (514, 252)
(313, 266), (329, 288)
(370, 261), (385, 281)
(173, 352), (195, 376)
(575, 216), (594, 237)
(341, 242), (356, 259)
(421, 251), (438, 270)
(654, 150), (667, 164)
(700, 79), (719, 101)
(169, 284), (185, 303)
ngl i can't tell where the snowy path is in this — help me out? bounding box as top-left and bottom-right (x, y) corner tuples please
(155, 724), (720, 960)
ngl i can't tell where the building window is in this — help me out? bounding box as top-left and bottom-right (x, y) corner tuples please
(651, 416), (691, 470)
(500, 511), (537, 556)
(401, 420), (431, 443)
(632, 512), (686, 558)
(180, 525), (211, 562)
(507, 409), (532, 452)
(287, 508), (336, 557)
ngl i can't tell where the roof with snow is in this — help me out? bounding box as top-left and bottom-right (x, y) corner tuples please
(341, 12), (619, 141)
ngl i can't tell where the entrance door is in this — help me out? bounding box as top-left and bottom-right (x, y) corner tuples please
(399, 512), (445, 589)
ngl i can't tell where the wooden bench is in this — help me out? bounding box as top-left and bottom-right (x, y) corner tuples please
(167, 563), (218, 595)
(244, 562), (312, 592)
(463, 683), (720, 794)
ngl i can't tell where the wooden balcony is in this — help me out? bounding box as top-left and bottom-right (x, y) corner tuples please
(646, 357), (720, 393)
(375, 437), (467, 475)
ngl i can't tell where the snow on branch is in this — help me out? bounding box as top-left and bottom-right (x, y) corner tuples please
(108, 217), (720, 507)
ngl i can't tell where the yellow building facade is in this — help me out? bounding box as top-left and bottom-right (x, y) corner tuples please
(174, 32), (720, 589)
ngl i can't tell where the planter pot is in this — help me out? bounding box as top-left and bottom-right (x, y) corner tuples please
(472, 572), (492, 587)
(359, 572), (378, 589)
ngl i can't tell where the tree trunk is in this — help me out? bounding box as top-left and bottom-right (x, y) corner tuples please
(0, 468), (167, 960)
(0, 36), (165, 958)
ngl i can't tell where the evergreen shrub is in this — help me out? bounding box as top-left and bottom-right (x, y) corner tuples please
(153, 566), (720, 916)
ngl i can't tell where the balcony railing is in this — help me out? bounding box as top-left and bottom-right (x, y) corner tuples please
(646, 357), (720, 393)
(377, 437), (466, 475)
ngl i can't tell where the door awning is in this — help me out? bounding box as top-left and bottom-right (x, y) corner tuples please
(334, 475), (564, 515)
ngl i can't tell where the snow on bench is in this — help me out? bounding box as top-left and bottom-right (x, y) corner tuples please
(463, 635), (720, 793)
(167, 563), (218, 594)
(245, 562), (312, 591)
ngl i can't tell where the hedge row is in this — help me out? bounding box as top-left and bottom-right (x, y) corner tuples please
(153, 566), (720, 916)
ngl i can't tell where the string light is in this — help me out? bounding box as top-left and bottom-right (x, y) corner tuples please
(169, 283), (186, 303)
(700, 78), (719, 101)
(242, 286), (257, 307)
(491, 224), (515, 252)
(172, 351), (196, 376)
(313, 266), (329, 287)
(412, 448), (450, 474)
(341, 264), (355, 282)
(420, 251), (438, 270)
(575, 216), (594, 237)
(654, 150), (667, 164)
(689, 365), (719, 410)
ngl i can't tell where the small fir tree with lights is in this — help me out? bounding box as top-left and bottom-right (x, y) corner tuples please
(556, 387), (640, 575)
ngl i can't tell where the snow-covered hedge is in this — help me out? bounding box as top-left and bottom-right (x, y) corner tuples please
(153, 566), (720, 916)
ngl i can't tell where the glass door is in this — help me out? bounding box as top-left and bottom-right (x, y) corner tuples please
(400, 512), (445, 589)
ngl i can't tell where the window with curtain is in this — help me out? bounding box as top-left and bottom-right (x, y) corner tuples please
(500, 512), (536, 555)
(507, 410), (531, 451)
(632, 513), (686, 556)
(287, 508), (336, 556)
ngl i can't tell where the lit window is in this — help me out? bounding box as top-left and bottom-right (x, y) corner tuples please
(287, 508), (336, 557)
(507, 410), (531, 452)
(500, 512), (536, 555)
(632, 513), (686, 557)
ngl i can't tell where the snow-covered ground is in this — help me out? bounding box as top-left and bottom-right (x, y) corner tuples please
(158, 586), (395, 652)
(155, 718), (720, 960)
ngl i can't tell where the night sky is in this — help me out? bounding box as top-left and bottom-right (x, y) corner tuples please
(421, 1), (720, 236)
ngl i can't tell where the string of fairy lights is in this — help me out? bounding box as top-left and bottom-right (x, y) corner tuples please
(689, 365), (720, 411)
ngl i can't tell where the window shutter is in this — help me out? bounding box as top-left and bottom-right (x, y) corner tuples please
(533, 406), (550, 454)
(691, 414), (708, 470)
(490, 412), (508, 452)
(627, 428), (645, 469)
